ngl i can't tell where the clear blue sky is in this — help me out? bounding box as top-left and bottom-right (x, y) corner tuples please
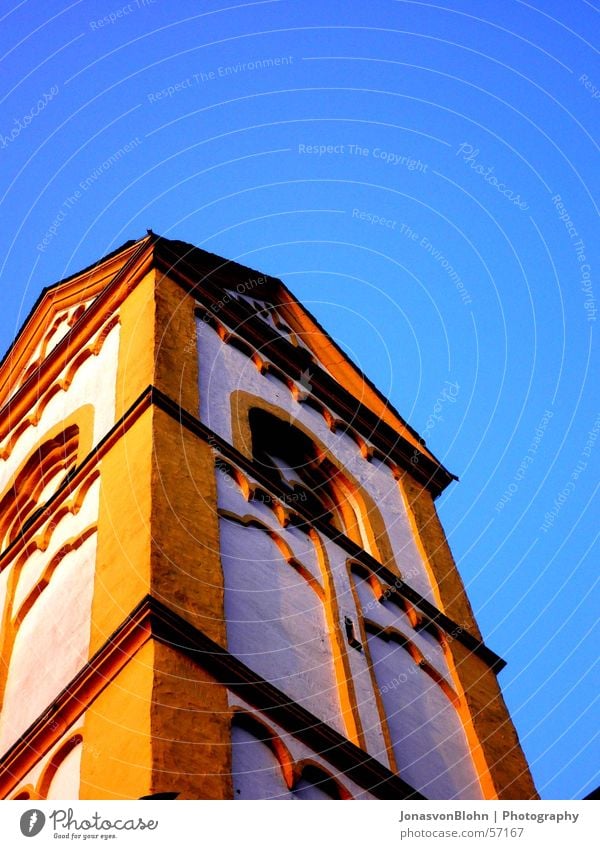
(0, 0), (598, 800)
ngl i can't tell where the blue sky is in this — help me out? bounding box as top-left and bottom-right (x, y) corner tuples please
(0, 0), (598, 800)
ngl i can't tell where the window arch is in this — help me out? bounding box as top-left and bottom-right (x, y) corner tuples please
(249, 408), (375, 554)
(0, 424), (79, 550)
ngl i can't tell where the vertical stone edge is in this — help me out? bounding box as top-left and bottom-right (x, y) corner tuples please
(398, 472), (538, 800)
(149, 272), (232, 799)
(80, 261), (157, 797)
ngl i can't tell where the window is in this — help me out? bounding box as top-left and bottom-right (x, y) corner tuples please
(249, 408), (374, 553)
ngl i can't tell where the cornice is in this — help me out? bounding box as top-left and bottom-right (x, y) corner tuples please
(0, 594), (425, 801)
(0, 236), (156, 427)
(1, 234), (455, 497)
(152, 242), (455, 498)
(0, 373), (504, 674)
(150, 386), (505, 673)
(0, 387), (153, 575)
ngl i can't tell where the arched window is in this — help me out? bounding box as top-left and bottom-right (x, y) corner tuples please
(0, 424), (79, 549)
(249, 409), (373, 553)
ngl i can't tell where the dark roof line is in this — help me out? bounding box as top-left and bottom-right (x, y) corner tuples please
(152, 234), (454, 481)
(0, 236), (145, 367)
(2, 231), (454, 482)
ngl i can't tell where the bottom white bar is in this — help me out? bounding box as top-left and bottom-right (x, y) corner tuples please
(0, 800), (597, 848)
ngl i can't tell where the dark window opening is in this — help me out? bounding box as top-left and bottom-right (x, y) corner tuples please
(249, 408), (372, 552)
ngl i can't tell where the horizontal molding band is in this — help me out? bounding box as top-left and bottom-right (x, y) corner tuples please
(0, 385), (153, 574)
(150, 386), (505, 673)
(0, 595), (425, 801)
(0, 383), (505, 672)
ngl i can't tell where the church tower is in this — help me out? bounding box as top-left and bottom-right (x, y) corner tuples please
(0, 233), (537, 800)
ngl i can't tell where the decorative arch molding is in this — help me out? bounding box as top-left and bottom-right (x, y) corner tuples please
(215, 457), (298, 530)
(231, 709), (353, 799)
(5, 734), (84, 801)
(364, 620), (460, 707)
(349, 560), (445, 645)
(4, 468), (100, 577)
(0, 427), (79, 551)
(13, 524), (98, 627)
(218, 509), (325, 600)
(0, 519), (98, 713)
(0, 313), (118, 462)
(37, 732), (83, 799)
(348, 559), (386, 602)
(229, 391), (399, 574)
(220, 508), (364, 748)
(293, 759), (353, 800)
(0, 465), (100, 713)
(351, 565), (496, 799)
(15, 303), (93, 396)
(0, 405), (95, 554)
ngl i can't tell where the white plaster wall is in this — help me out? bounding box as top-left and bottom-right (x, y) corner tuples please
(220, 515), (343, 734)
(367, 633), (482, 800)
(217, 469), (392, 769)
(231, 724), (291, 800)
(0, 533), (97, 753)
(229, 694), (376, 800)
(216, 467), (321, 583)
(197, 320), (435, 602)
